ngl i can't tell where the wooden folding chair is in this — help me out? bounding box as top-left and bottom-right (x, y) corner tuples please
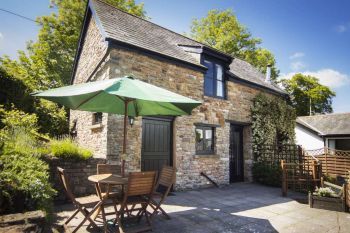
(57, 167), (100, 233)
(97, 164), (123, 194)
(149, 166), (176, 219)
(97, 164), (122, 176)
(93, 164), (123, 221)
(115, 171), (157, 233)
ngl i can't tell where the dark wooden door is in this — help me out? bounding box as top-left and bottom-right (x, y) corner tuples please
(141, 117), (172, 173)
(229, 125), (244, 182)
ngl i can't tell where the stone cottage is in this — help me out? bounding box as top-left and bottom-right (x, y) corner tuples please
(70, 0), (287, 190)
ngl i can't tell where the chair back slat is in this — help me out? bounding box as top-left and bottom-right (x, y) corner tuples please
(97, 164), (121, 176)
(127, 171), (157, 196)
(57, 167), (77, 204)
(158, 166), (176, 188)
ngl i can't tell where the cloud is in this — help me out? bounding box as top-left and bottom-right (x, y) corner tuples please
(335, 25), (347, 33)
(334, 22), (350, 33)
(290, 61), (307, 71)
(279, 69), (350, 89)
(0, 32), (3, 39)
(289, 52), (305, 59)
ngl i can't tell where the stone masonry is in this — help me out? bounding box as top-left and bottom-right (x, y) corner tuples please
(71, 16), (279, 190)
(46, 157), (106, 200)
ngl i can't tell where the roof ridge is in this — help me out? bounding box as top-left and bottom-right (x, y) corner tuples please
(93, 0), (205, 47)
(298, 112), (350, 118)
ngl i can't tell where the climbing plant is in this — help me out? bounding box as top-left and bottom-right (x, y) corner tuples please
(251, 93), (296, 154)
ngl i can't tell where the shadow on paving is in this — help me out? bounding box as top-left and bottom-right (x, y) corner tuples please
(51, 182), (309, 233)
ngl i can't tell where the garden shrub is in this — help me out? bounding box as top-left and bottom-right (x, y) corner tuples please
(0, 107), (56, 214)
(252, 161), (282, 187)
(251, 94), (296, 186)
(0, 149), (56, 213)
(0, 106), (92, 214)
(49, 137), (92, 160)
(251, 93), (296, 153)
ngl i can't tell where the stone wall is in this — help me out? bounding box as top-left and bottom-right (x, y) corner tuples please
(103, 47), (269, 189)
(46, 157), (106, 201)
(0, 211), (46, 233)
(73, 16), (108, 85)
(70, 16), (110, 158)
(69, 16), (280, 190)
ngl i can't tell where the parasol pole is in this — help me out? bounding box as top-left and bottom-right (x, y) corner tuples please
(123, 99), (129, 154)
(121, 98), (132, 177)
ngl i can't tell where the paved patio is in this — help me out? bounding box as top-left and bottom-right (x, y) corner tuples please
(52, 183), (350, 233)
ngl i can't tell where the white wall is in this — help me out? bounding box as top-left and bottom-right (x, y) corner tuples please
(295, 125), (324, 150)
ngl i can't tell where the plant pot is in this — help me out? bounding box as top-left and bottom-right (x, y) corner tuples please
(309, 192), (347, 212)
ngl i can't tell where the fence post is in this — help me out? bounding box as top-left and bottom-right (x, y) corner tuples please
(312, 160), (316, 180)
(318, 161), (322, 186)
(281, 160), (287, 197)
(298, 146), (304, 178)
(346, 182), (350, 212)
(324, 147), (328, 175)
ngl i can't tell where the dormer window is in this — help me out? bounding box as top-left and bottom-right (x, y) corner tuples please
(203, 60), (225, 98)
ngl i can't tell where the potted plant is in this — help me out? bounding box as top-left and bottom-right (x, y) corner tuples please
(309, 182), (347, 212)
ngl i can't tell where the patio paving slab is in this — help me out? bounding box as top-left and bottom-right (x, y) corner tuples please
(51, 182), (349, 233)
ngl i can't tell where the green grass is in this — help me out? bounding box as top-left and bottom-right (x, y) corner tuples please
(50, 138), (92, 160)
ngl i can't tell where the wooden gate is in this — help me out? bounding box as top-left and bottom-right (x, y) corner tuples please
(141, 117), (172, 173)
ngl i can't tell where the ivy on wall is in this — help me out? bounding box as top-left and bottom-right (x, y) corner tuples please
(251, 93), (296, 154)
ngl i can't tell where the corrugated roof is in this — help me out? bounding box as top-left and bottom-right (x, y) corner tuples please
(297, 113), (350, 135)
(89, 0), (286, 94)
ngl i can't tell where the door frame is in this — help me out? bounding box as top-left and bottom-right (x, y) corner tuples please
(141, 116), (174, 171)
(229, 124), (244, 183)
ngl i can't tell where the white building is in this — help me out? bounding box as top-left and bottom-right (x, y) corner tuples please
(295, 113), (350, 151)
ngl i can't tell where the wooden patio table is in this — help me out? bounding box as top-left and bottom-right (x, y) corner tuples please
(88, 174), (128, 233)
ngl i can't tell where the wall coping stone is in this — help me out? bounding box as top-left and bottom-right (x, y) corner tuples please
(90, 123), (104, 130)
(193, 154), (220, 159)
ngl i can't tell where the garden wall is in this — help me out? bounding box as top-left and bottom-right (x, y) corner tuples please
(45, 157), (106, 201)
(0, 210), (46, 233)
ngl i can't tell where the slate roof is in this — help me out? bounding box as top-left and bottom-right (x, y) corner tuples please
(87, 0), (286, 95)
(297, 113), (350, 136)
(228, 58), (287, 94)
(90, 0), (204, 67)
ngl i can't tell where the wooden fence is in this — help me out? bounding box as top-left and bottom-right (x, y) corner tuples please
(305, 148), (350, 180)
(255, 144), (322, 194)
(255, 144), (303, 165)
(347, 183), (350, 211)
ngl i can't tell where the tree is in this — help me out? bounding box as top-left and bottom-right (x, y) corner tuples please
(281, 74), (336, 116)
(189, 9), (279, 80)
(0, 0), (146, 135)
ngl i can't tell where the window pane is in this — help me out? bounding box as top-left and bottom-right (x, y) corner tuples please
(196, 129), (203, 140)
(205, 139), (212, 151)
(217, 80), (223, 97)
(93, 112), (103, 124)
(195, 128), (204, 151)
(204, 60), (214, 96)
(335, 139), (350, 150)
(196, 127), (215, 154)
(328, 139), (336, 149)
(205, 129), (212, 139)
(216, 64), (223, 81)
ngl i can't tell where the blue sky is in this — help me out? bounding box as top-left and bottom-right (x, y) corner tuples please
(0, 0), (349, 112)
